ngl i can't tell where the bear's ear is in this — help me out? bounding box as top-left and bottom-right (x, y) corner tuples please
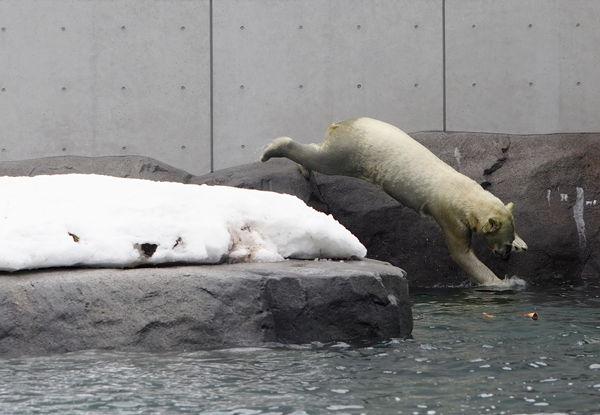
(483, 217), (500, 234)
(506, 202), (514, 212)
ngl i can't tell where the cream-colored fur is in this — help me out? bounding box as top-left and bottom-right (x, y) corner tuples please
(261, 117), (527, 286)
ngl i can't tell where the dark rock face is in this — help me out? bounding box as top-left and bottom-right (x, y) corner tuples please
(194, 133), (600, 287)
(411, 132), (600, 287)
(0, 260), (411, 357)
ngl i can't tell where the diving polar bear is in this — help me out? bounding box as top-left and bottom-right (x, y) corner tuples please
(261, 117), (527, 286)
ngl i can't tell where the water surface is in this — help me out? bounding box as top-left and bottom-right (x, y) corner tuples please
(1, 284), (599, 414)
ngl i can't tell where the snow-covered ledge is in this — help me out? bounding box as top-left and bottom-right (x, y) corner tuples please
(0, 259), (411, 357)
(0, 162), (412, 356)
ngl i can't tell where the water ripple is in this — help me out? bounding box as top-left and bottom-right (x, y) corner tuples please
(0, 285), (598, 414)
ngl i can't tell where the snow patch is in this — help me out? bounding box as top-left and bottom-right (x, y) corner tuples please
(573, 187), (586, 247)
(0, 174), (367, 271)
(453, 147), (462, 170)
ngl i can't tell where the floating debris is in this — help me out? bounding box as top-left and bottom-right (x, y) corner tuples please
(524, 312), (539, 320)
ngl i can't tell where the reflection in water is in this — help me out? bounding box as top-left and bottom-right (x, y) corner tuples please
(0, 284), (598, 414)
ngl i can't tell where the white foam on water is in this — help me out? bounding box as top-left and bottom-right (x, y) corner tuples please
(326, 405), (364, 411)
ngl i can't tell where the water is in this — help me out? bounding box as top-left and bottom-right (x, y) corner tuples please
(0, 284), (599, 415)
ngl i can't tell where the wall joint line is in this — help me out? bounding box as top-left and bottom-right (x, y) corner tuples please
(442, 0), (447, 132)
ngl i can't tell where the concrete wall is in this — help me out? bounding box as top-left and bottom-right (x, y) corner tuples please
(446, 0), (600, 134)
(0, 0), (598, 175)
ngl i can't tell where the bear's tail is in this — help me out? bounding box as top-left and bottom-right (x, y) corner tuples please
(326, 122), (341, 135)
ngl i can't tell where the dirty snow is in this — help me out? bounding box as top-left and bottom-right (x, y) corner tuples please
(0, 174), (366, 271)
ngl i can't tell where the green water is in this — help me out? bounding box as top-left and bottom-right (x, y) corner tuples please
(0, 284), (598, 414)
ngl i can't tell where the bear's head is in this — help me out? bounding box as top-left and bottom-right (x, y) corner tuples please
(482, 202), (528, 260)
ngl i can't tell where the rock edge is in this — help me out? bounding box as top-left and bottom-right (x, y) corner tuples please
(0, 259), (412, 357)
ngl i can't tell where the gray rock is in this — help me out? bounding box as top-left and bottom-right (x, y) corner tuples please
(188, 158), (327, 211)
(0, 155), (193, 183)
(0, 259), (411, 357)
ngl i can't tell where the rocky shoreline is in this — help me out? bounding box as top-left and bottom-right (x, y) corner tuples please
(0, 260), (411, 357)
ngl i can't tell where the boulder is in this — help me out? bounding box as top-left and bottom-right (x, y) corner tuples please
(0, 155), (193, 183)
(0, 259), (411, 357)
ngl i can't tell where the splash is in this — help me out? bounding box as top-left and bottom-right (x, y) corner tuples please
(476, 275), (527, 289)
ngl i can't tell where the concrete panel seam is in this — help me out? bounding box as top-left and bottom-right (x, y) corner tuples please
(442, 0), (447, 132)
(209, 0), (215, 173)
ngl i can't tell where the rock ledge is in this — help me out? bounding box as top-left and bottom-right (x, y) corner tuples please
(0, 259), (412, 357)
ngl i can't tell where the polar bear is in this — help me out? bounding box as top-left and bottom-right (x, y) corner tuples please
(260, 117), (527, 286)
